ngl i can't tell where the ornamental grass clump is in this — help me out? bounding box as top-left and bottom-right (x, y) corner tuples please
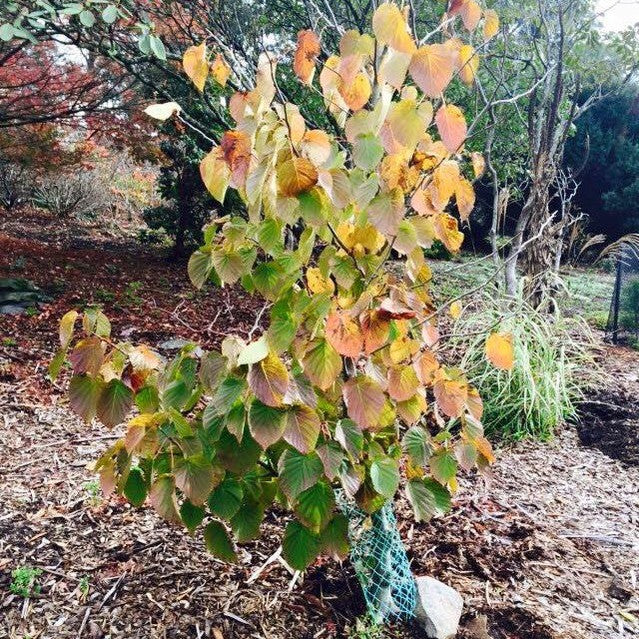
(457, 293), (597, 441)
(51, 1), (507, 572)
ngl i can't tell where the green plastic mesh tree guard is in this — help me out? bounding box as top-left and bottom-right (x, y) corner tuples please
(336, 491), (417, 623)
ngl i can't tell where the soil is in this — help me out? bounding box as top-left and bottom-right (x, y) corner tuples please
(1, 210), (638, 639)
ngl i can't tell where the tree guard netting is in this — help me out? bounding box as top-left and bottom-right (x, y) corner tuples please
(336, 491), (417, 623)
(606, 244), (639, 344)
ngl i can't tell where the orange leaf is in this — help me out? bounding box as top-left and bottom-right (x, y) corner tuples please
(221, 130), (251, 186)
(343, 375), (386, 429)
(388, 365), (420, 402)
(435, 104), (467, 153)
(360, 309), (391, 354)
(183, 42), (208, 92)
(461, 0), (482, 31)
(325, 311), (364, 358)
(339, 72), (371, 111)
(409, 45), (454, 98)
(294, 29), (321, 84)
(433, 377), (467, 418)
(277, 157), (318, 196)
(485, 333), (514, 370)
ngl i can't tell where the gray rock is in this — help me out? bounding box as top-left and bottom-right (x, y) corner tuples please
(414, 576), (463, 639)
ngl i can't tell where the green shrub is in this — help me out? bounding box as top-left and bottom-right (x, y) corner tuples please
(455, 294), (598, 441)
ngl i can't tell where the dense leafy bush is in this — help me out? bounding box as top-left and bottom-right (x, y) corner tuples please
(458, 294), (596, 441)
(53, 2), (507, 570)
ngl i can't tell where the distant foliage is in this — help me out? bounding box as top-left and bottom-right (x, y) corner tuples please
(53, 2), (511, 570)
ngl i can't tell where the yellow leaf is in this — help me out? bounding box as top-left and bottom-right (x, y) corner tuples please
(485, 333), (514, 370)
(455, 177), (475, 222)
(340, 30), (375, 58)
(483, 9), (500, 41)
(294, 29), (321, 84)
(200, 147), (230, 204)
(435, 104), (467, 153)
(409, 45), (454, 98)
(449, 301), (462, 319)
(379, 49), (412, 89)
(434, 213), (464, 252)
(339, 72), (371, 111)
(183, 42), (208, 92)
(372, 2), (416, 54)
(210, 53), (231, 87)
(277, 157), (319, 197)
(458, 44), (479, 85)
(306, 267), (335, 295)
(380, 99), (425, 154)
(432, 160), (461, 209)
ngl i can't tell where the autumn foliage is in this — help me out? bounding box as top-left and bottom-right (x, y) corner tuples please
(54, 1), (514, 570)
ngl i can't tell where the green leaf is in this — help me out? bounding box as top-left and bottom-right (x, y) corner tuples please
(48, 348), (66, 382)
(212, 376), (246, 415)
(0, 24), (15, 42)
(282, 520), (321, 570)
(79, 9), (95, 26)
(353, 134), (384, 171)
(278, 449), (323, 500)
(302, 339), (342, 391)
(199, 350), (227, 391)
(203, 521), (237, 562)
(320, 513), (350, 559)
(402, 426), (432, 466)
(237, 336), (269, 366)
(188, 250), (213, 289)
(208, 477), (243, 520)
(405, 478), (451, 523)
(97, 379), (133, 428)
(123, 467), (147, 507)
(180, 500), (205, 533)
(248, 399), (286, 449)
(101, 4), (118, 23)
(174, 454), (221, 505)
(149, 34), (166, 60)
(267, 302), (297, 352)
(429, 450), (458, 485)
(69, 375), (101, 422)
(335, 419), (363, 458)
(230, 501), (264, 542)
(370, 457), (400, 499)
(295, 482), (335, 533)
(216, 430), (261, 474)
(135, 385), (159, 413)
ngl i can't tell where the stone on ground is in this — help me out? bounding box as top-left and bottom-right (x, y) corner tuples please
(414, 576), (463, 639)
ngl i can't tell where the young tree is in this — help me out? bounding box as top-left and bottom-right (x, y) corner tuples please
(52, 1), (510, 573)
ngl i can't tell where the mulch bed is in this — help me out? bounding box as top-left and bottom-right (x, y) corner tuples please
(1, 210), (638, 639)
